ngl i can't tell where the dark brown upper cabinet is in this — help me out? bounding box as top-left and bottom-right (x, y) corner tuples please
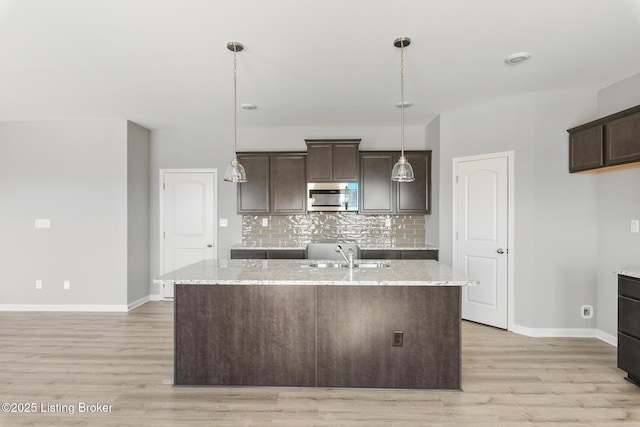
(305, 139), (360, 182)
(237, 152), (307, 215)
(236, 153), (270, 214)
(360, 150), (431, 214)
(270, 153), (307, 214)
(568, 105), (640, 173)
(360, 152), (395, 213)
(397, 151), (431, 214)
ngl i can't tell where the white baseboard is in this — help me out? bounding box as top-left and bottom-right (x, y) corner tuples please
(127, 295), (150, 311)
(596, 329), (617, 346)
(0, 304), (129, 312)
(511, 324), (617, 347)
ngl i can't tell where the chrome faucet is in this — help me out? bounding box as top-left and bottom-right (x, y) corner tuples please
(335, 245), (354, 269)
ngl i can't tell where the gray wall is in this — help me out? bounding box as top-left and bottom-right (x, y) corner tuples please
(0, 120), (129, 307)
(127, 121), (150, 306)
(438, 90), (600, 329)
(425, 116), (440, 246)
(595, 73), (640, 337)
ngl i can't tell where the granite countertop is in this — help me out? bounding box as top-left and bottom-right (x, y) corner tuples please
(617, 270), (640, 280)
(155, 259), (476, 287)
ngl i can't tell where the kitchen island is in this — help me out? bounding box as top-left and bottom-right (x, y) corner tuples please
(155, 259), (476, 390)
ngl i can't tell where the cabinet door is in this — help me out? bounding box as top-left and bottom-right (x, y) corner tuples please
(306, 143), (333, 182)
(271, 153), (307, 214)
(396, 151), (431, 214)
(569, 125), (604, 172)
(399, 250), (438, 260)
(360, 152), (394, 213)
(237, 154), (270, 214)
(230, 249), (267, 259)
(359, 250), (399, 259)
(333, 143), (360, 181)
(606, 111), (640, 166)
(267, 250), (306, 259)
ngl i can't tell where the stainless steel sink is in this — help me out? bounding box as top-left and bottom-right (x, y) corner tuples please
(354, 261), (391, 268)
(308, 261), (345, 268)
(307, 260), (391, 268)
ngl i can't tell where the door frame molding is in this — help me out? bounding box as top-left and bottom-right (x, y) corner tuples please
(452, 151), (515, 331)
(159, 168), (218, 278)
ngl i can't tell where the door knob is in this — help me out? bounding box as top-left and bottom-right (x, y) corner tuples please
(497, 248), (505, 254)
(207, 244), (213, 248)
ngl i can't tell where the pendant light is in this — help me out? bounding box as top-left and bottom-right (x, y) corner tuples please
(391, 37), (415, 182)
(224, 41), (247, 183)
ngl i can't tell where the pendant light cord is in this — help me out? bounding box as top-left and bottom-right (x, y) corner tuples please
(232, 45), (238, 157)
(400, 42), (405, 157)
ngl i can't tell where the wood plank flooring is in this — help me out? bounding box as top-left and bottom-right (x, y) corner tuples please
(1, 301), (639, 426)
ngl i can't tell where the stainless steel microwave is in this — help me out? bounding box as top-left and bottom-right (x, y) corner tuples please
(307, 182), (359, 212)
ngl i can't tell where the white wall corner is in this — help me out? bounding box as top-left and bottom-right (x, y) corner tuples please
(127, 295), (150, 311)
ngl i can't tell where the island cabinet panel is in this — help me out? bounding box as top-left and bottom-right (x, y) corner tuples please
(174, 284), (316, 386)
(316, 286), (461, 389)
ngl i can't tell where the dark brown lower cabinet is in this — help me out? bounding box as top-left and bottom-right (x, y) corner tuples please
(174, 283), (461, 389)
(359, 249), (439, 260)
(618, 275), (640, 386)
(316, 286), (460, 389)
(174, 285), (316, 386)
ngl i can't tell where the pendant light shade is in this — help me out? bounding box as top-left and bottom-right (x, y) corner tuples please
(391, 37), (415, 183)
(224, 41), (248, 183)
(224, 156), (247, 182)
(391, 155), (415, 182)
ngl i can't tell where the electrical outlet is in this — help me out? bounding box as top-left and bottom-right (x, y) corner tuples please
(631, 220), (639, 233)
(63, 280), (70, 290)
(262, 218), (269, 227)
(392, 330), (404, 347)
(581, 305), (593, 319)
(219, 219), (228, 227)
(35, 280), (42, 290)
(385, 217), (391, 227)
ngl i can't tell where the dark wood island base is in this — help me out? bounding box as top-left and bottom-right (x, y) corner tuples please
(175, 284), (461, 390)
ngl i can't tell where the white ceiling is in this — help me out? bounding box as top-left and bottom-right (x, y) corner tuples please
(1, 0), (640, 131)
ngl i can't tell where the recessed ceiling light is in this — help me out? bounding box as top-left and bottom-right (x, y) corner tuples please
(241, 104), (257, 110)
(396, 101), (412, 108)
(504, 52), (531, 65)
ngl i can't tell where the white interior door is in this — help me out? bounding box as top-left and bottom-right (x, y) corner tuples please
(454, 154), (510, 329)
(161, 170), (216, 299)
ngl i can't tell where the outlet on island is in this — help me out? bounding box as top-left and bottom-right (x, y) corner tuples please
(392, 330), (404, 347)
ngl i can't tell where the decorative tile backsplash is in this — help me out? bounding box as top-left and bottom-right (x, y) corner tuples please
(242, 213), (425, 248)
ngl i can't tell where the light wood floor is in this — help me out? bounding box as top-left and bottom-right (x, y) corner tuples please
(1, 302), (639, 426)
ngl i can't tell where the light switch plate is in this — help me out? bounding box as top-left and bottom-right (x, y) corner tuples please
(219, 219), (228, 227)
(35, 219), (51, 228)
(63, 280), (70, 290)
(631, 220), (639, 233)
